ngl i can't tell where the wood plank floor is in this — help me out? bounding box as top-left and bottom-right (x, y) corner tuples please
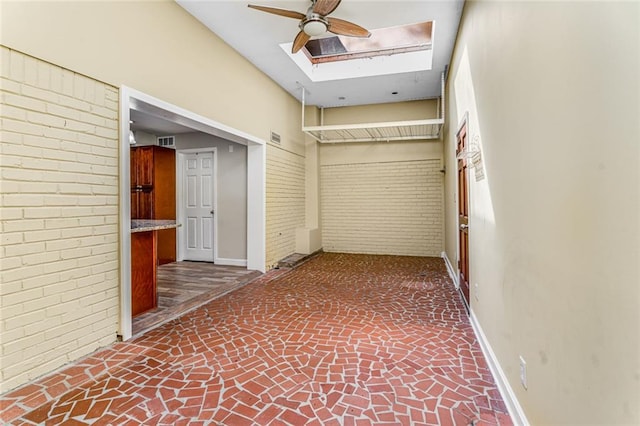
(132, 261), (262, 336)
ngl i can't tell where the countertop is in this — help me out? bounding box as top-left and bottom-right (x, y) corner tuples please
(131, 219), (180, 233)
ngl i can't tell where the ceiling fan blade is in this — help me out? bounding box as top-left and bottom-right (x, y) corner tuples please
(327, 17), (371, 38)
(313, 0), (341, 16)
(292, 31), (311, 54)
(247, 4), (305, 20)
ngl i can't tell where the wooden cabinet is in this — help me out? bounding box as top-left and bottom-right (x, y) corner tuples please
(130, 146), (176, 264)
(131, 231), (157, 317)
(131, 146), (165, 219)
(131, 189), (153, 220)
(131, 146), (154, 189)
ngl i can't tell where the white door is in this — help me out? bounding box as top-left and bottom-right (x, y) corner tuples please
(183, 152), (215, 262)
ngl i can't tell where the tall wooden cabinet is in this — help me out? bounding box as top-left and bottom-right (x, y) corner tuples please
(130, 146), (176, 264)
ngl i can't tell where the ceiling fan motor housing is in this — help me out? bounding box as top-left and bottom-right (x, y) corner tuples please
(300, 13), (329, 36)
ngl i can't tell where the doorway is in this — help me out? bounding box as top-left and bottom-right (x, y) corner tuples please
(118, 86), (266, 340)
(456, 117), (470, 307)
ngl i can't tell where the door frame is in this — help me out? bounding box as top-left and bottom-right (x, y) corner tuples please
(176, 148), (218, 264)
(118, 86), (266, 340)
(456, 112), (471, 309)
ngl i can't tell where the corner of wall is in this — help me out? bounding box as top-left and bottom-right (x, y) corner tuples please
(295, 228), (322, 255)
(469, 311), (530, 426)
(441, 251), (459, 289)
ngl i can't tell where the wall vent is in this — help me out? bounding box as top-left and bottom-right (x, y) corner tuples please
(270, 131), (281, 144)
(157, 136), (175, 148)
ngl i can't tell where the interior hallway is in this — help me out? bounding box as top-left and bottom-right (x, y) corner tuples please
(0, 253), (511, 425)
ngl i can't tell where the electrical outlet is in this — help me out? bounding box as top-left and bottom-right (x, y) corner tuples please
(519, 356), (527, 389)
(474, 282), (479, 301)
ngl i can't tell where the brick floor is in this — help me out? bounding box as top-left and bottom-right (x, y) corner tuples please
(0, 253), (512, 425)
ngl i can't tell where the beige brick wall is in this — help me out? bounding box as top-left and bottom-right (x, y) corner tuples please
(321, 159), (443, 257)
(265, 144), (305, 269)
(0, 47), (119, 393)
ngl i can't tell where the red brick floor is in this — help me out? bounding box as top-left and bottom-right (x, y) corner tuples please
(0, 253), (512, 425)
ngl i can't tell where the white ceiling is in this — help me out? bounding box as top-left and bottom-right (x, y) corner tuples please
(130, 109), (195, 135)
(177, 0), (464, 108)
(130, 1), (463, 136)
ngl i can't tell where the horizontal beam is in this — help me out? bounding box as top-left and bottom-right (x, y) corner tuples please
(302, 118), (444, 132)
(304, 134), (441, 144)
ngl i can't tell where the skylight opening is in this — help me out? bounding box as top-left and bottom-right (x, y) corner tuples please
(281, 21), (434, 82)
(303, 21), (433, 64)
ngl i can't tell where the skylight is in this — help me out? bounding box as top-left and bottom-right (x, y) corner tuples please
(304, 21), (433, 64)
(282, 21), (434, 82)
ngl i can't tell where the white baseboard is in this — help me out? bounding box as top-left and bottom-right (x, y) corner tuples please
(469, 310), (529, 426)
(215, 258), (247, 267)
(441, 251), (459, 289)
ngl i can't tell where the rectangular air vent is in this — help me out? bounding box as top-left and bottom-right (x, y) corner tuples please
(157, 136), (175, 148)
(270, 131), (281, 144)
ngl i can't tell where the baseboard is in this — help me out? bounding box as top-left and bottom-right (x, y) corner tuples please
(214, 258), (247, 267)
(469, 310), (530, 426)
(441, 251), (459, 289)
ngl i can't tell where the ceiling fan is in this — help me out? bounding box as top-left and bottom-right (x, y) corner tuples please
(248, 0), (371, 54)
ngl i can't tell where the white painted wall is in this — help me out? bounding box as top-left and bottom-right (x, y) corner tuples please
(443, 2), (640, 424)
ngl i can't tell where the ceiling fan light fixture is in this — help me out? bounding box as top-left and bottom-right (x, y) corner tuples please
(249, 1), (370, 50)
(302, 19), (327, 36)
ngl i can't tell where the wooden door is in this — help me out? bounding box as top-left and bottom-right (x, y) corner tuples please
(130, 185), (153, 219)
(130, 147), (156, 220)
(137, 146), (154, 187)
(138, 189), (153, 219)
(130, 147), (138, 188)
(131, 190), (139, 219)
(456, 121), (470, 306)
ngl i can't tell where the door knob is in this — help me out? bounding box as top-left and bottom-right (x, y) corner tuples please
(210, 210), (214, 215)
(460, 224), (469, 230)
